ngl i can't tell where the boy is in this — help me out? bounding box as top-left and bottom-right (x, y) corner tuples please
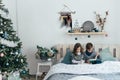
(84, 42), (101, 64)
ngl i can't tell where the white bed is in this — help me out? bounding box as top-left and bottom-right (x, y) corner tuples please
(44, 61), (120, 80)
(44, 44), (120, 80)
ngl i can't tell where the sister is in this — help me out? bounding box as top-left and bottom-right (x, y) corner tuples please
(71, 43), (84, 64)
(62, 43), (84, 64)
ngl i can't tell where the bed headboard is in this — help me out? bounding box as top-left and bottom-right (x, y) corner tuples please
(54, 44), (120, 62)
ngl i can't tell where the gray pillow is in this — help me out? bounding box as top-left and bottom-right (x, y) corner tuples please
(99, 48), (116, 62)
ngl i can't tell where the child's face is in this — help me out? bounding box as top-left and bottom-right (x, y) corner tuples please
(76, 47), (81, 53)
(87, 47), (93, 53)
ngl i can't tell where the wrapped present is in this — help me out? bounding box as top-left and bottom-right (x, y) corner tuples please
(8, 76), (21, 80)
(8, 71), (21, 80)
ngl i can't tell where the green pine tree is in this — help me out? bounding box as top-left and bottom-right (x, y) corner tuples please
(0, 0), (28, 78)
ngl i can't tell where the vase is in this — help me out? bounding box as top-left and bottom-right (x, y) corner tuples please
(98, 26), (104, 32)
(101, 26), (104, 32)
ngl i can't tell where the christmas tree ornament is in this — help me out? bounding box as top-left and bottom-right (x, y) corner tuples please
(0, 30), (3, 34)
(16, 59), (18, 62)
(3, 31), (8, 39)
(21, 59), (23, 63)
(15, 52), (18, 55)
(4, 71), (8, 76)
(1, 45), (5, 48)
(6, 62), (9, 66)
(0, 52), (4, 57)
(22, 70), (26, 74)
(10, 52), (13, 54)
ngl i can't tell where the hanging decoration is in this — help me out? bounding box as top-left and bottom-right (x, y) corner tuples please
(59, 5), (75, 29)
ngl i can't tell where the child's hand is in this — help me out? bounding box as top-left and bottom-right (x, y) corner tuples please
(85, 60), (91, 64)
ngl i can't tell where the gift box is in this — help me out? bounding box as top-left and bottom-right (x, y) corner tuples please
(8, 75), (21, 80)
(8, 71), (21, 80)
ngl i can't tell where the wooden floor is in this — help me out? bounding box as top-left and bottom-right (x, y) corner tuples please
(22, 73), (46, 80)
(22, 76), (43, 80)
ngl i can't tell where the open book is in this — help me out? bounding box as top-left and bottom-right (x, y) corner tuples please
(89, 59), (97, 62)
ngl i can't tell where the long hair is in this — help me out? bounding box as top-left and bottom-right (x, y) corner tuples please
(73, 43), (83, 55)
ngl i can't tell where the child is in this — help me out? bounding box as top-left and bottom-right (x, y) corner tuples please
(71, 43), (84, 64)
(84, 42), (101, 64)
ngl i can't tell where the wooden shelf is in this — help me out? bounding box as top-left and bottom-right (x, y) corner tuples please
(67, 32), (107, 35)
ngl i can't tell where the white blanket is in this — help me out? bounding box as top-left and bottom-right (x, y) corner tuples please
(44, 61), (120, 80)
(68, 76), (102, 80)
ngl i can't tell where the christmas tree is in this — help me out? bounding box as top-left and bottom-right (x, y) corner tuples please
(0, 0), (28, 77)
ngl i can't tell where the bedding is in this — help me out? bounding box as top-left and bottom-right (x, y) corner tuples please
(63, 76), (102, 80)
(46, 73), (120, 80)
(44, 61), (120, 80)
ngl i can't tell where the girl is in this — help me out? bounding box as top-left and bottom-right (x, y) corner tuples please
(71, 43), (84, 64)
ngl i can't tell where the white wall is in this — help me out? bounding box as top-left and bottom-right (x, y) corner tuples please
(4, 0), (120, 74)
(2, 0), (17, 31)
